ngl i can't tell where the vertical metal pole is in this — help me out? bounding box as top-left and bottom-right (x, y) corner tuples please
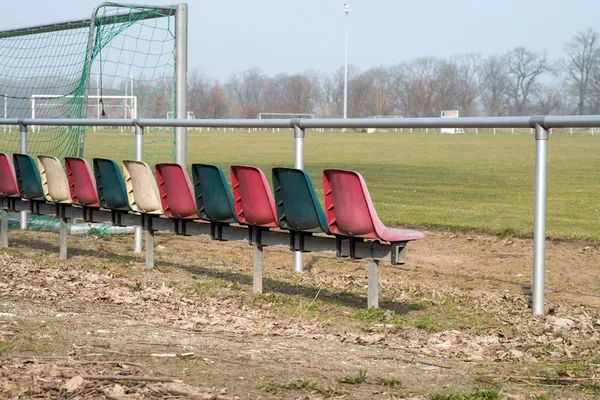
(532, 124), (549, 316)
(59, 216), (67, 259)
(80, 4), (102, 158)
(253, 245), (263, 294)
(19, 123), (27, 230)
(293, 125), (305, 273)
(146, 229), (154, 268)
(175, 3), (188, 167)
(0, 209), (8, 247)
(3, 94), (6, 133)
(367, 260), (379, 309)
(343, 3), (349, 122)
(134, 124), (143, 253)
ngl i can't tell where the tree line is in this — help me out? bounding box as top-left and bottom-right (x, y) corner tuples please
(186, 28), (600, 119)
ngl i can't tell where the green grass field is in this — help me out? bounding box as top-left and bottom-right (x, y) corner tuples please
(81, 128), (600, 241)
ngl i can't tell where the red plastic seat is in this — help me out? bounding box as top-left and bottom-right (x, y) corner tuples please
(155, 163), (199, 219)
(0, 153), (19, 197)
(64, 157), (100, 207)
(323, 169), (425, 242)
(231, 165), (278, 228)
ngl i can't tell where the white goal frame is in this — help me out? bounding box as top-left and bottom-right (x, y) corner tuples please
(367, 115), (403, 133)
(167, 111), (196, 119)
(31, 94), (137, 132)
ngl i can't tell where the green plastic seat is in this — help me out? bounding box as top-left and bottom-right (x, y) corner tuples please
(93, 158), (131, 211)
(272, 167), (330, 234)
(191, 164), (237, 223)
(13, 153), (45, 200)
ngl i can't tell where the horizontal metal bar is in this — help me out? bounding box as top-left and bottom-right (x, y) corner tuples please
(4, 199), (402, 264)
(0, 6), (174, 39)
(3, 115), (600, 129)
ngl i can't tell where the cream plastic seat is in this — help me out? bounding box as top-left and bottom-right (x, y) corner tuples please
(122, 160), (163, 214)
(37, 155), (72, 204)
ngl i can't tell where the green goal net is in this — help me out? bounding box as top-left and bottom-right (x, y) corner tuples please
(0, 2), (177, 165)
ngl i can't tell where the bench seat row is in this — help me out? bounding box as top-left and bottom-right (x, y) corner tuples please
(0, 153), (424, 245)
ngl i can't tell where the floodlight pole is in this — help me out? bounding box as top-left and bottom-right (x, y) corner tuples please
(343, 3), (349, 124)
(175, 3), (188, 167)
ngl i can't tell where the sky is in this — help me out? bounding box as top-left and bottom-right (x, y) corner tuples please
(2, 0), (600, 81)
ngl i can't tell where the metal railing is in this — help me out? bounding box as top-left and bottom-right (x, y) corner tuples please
(3, 114), (600, 315)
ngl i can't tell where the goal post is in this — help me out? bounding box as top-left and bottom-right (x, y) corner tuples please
(258, 112), (315, 119)
(31, 95), (138, 133)
(0, 3), (186, 163)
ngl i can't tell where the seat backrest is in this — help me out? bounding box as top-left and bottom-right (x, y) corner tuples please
(272, 167), (329, 234)
(65, 157), (100, 207)
(323, 169), (378, 239)
(191, 163), (237, 223)
(155, 163), (199, 219)
(13, 153), (44, 200)
(230, 165), (278, 228)
(0, 153), (19, 197)
(122, 160), (162, 214)
(93, 158), (131, 211)
(37, 155), (72, 203)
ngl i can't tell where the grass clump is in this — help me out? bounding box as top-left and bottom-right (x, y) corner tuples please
(430, 387), (501, 400)
(339, 369), (367, 385)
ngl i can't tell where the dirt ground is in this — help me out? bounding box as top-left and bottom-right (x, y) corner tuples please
(1, 227), (600, 399)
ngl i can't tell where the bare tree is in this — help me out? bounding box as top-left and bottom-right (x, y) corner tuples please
(453, 54), (482, 116)
(504, 47), (549, 115)
(321, 65), (359, 118)
(563, 28), (600, 115)
(391, 57), (438, 117)
(480, 55), (509, 116)
(227, 68), (266, 118)
(362, 67), (393, 116)
(532, 84), (564, 114)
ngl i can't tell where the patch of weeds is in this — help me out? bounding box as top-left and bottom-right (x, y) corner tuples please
(260, 379), (330, 396)
(256, 293), (286, 304)
(339, 369), (367, 384)
(117, 379), (135, 387)
(430, 387), (501, 400)
(260, 380), (278, 395)
(580, 385), (600, 395)
(555, 361), (587, 377)
(0, 341), (11, 353)
(284, 379), (321, 391)
(374, 376), (402, 387)
(351, 308), (395, 323)
(130, 282), (144, 292)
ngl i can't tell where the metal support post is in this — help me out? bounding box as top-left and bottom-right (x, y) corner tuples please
(175, 3), (188, 167)
(146, 228), (154, 268)
(293, 125), (304, 273)
(19, 122), (27, 230)
(134, 124), (143, 253)
(367, 259), (379, 309)
(0, 209), (8, 247)
(532, 124), (549, 316)
(59, 217), (67, 259)
(253, 245), (263, 294)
